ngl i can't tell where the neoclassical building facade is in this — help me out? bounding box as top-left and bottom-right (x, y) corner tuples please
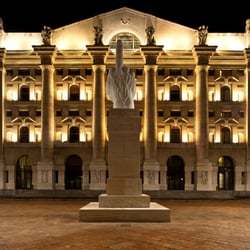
(0, 7), (250, 194)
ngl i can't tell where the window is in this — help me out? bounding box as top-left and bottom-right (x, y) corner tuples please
(158, 111), (164, 117)
(191, 171), (195, 185)
(158, 69), (165, 76)
(170, 127), (181, 143)
(85, 69), (92, 76)
(169, 69), (182, 76)
(86, 110), (92, 116)
(19, 126), (29, 143)
(69, 85), (80, 101)
(35, 110), (41, 116)
(53, 170), (59, 184)
(242, 172), (246, 185)
(56, 110), (62, 117)
(239, 111), (244, 118)
(19, 111), (29, 117)
(136, 69), (143, 76)
(68, 69), (80, 76)
(106, 110), (109, 116)
(18, 70), (30, 76)
(221, 86), (231, 102)
(221, 127), (231, 144)
(221, 111), (232, 118)
(4, 171), (8, 183)
(208, 70), (215, 76)
(68, 110), (79, 116)
(6, 110), (12, 117)
(35, 69), (41, 76)
(209, 111), (215, 117)
(187, 70), (193, 76)
(56, 69), (63, 75)
(170, 85), (181, 101)
(69, 126), (79, 143)
(188, 111), (194, 117)
(170, 111), (181, 117)
(139, 111), (143, 117)
(20, 86), (30, 101)
(109, 32), (140, 50)
(6, 70), (13, 76)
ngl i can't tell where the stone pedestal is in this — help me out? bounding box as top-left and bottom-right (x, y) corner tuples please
(79, 109), (170, 222)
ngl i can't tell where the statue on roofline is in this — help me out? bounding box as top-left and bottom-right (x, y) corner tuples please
(41, 25), (52, 46)
(198, 25), (208, 46)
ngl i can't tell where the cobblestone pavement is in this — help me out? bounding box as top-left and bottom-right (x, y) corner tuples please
(0, 199), (250, 250)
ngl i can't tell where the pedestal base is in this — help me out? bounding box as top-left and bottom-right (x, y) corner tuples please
(99, 194), (150, 208)
(79, 202), (170, 222)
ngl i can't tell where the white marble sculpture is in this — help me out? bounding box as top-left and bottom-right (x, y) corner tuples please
(107, 40), (136, 109)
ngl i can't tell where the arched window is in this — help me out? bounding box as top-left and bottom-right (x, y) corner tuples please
(69, 85), (80, 101)
(217, 156), (234, 190)
(69, 126), (79, 143)
(19, 126), (29, 143)
(16, 155), (32, 189)
(170, 85), (181, 101)
(65, 154), (83, 189)
(170, 127), (181, 143)
(109, 32), (140, 50)
(221, 127), (231, 144)
(167, 155), (185, 190)
(221, 86), (231, 102)
(20, 86), (29, 101)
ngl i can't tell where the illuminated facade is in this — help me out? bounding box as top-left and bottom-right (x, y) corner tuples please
(0, 7), (250, 193)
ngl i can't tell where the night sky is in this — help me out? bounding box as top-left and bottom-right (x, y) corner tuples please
(0, 0), (249, 33)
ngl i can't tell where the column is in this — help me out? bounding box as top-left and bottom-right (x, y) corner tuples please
(33, 45), (56, 189)
(141, 46), (163, 190)
(193, 45), (217, 191)
(87, 45), (109, 190)
(244, 48), (250, 190)
(0, 48), (6, 190)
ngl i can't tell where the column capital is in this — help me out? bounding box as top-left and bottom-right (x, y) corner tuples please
(192, 45), (217, 65)
(140, 45), (163, 65)
(86, 45), (109, 65)
(32, 45), (56, 65)
(0, 48), (6, 67)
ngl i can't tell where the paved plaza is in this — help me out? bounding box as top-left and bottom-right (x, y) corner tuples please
(0, 199), (250, 249)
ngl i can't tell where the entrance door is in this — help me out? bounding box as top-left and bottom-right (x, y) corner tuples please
(16, 155), (32, 189)
(167, 155), (185, 190)
(218, 156), (234, 190)
(65, 155), (82, 189)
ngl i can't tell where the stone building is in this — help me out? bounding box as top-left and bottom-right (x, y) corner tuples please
(0, 7), (250, 194)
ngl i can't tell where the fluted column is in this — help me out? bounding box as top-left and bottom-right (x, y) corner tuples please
(141, 46), (163, 190)
(0, 48), (6, 189)
(33, 45), (56, 189)
(87, 45), (109, 190)
(193, 45), (217, 191)
(244, 49), (250, 190)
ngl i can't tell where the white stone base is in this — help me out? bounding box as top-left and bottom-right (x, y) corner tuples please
(79, 202), (170, 222)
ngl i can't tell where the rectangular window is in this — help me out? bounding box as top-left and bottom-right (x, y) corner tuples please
(157, 69), (165, 76)
(241, 172), (246, 185)
(68, 69), (80, 76)
(6, 70), (13, 76)
(239, 111), (244, 118)
(158, 110), (164, 117)
(18, 69), (30, 76)
(136, 69), (143, 76)
(85, 69), (92, 76)
(191, 171), (195, 185)
(106, 110), (109, 116)
(35, 69), (41, 76)
(170, 111), (181, 117)
(53, 170), (59, 184)
(209, 111), (215, 117)
(187, 69), (193, 76)
(208, 70), (215, 76)
(188, 111), (194, 117)
(170, 69), (182, 76)
(36, 110), (41, 116)
(4, 171), (8, 183)
(68, 110), (79, 116)
(6, 110), (12, 117)
(221, 111), (232, 118)
(140, 170), (144, 184)
(19, 111), (29, 117)
(139, 111), (143, 117)
(56, 69), (63, 76)
(56, 110), (62, 117)
(86, 110), (92, 116)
